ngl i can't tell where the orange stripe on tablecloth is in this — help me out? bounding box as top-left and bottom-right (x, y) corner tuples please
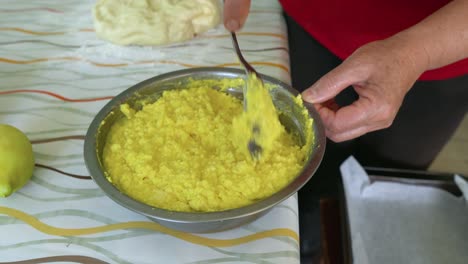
(216, 62), (290, 74)
(205, 32), (287, 40)
(0, 27), (94, 35)
(0, 89), (114, 102)
(0, 27), (66, 35)
(0, 57), (80, 64)
(90, 62), (129, 67)
(0, 206), (299, 247)
(0, 57), (289, 73)
(132, 60), (289, 73)
(156, 61), (288, 72)
(0, 57), (126, 67)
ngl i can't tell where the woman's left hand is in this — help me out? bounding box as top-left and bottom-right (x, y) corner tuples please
(302, 37), (428, 142)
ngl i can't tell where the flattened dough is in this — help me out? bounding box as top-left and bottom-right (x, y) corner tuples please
(93, 0), (221, 46)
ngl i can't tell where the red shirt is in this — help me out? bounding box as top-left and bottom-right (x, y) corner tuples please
(279, 0), (468, 80)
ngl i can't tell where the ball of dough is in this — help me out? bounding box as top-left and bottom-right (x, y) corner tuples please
(93, 0), (221, 46)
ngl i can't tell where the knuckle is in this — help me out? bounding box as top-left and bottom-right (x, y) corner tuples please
(375, 102), (397, 125)
(382, 118), (393, 129)
(327, 132), (341, 143)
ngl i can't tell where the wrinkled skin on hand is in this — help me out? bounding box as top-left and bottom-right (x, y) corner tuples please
(302, 38), (427, 142)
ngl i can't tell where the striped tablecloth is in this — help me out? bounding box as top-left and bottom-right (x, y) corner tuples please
(0, 0), (299, 263)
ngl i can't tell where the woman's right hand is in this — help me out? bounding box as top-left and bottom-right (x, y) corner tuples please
(223, 0), (251, 32)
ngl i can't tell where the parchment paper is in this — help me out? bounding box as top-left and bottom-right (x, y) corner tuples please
(340, 157), (468, 264)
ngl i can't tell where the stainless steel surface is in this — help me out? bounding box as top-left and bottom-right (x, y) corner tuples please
(231, 32), (263, 159)
(84, 67), (326, 233)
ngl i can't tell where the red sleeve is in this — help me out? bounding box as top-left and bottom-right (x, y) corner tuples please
(279, 0), (468, 80)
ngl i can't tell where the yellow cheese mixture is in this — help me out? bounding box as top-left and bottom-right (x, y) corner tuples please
(103, 80), (311, 212)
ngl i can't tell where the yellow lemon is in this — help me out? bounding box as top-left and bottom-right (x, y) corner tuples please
(0, 124), (34, 197)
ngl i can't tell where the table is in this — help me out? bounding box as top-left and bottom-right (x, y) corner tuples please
(0, 0), (300, 263)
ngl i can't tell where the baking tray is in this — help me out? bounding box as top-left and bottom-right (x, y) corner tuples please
(339, 167), (468, 264)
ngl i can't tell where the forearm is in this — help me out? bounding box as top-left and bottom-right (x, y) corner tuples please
(393, 0), (468, 72)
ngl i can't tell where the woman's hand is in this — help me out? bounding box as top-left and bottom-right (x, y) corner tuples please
(302, 38), (428, 142)
(223, 0), (251, 32)
(302, 0), (468, 142)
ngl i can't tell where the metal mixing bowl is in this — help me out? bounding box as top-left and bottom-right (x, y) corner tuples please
(84, 67), (326, 233)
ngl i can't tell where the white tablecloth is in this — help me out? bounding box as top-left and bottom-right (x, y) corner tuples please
(0, 0), (299, 263)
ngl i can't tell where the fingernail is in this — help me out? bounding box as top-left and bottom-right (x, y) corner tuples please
(226, 19), (240, 31)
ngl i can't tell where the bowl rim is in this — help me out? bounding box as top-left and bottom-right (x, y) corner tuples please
(84, 67), (326, 223)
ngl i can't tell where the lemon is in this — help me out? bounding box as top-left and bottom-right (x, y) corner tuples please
(0, 124), (35, 197)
